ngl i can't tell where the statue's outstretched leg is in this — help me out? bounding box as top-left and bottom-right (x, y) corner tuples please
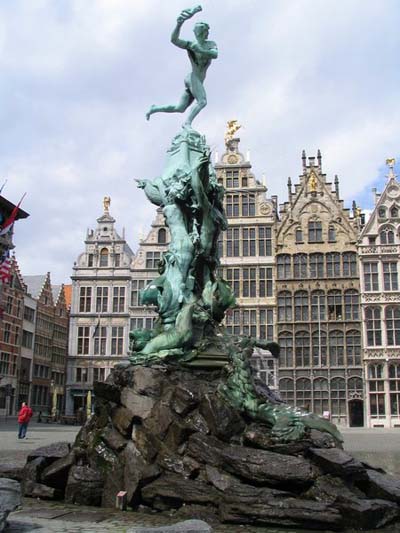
(183, 76), (207, 127)
(146, 89), (193, 121)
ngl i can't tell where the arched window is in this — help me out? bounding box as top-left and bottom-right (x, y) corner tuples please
(365, 307), (382, 346)
(296, 378), (311, 410)
(327, 290), (342, 320)
(158, 228), (167, 244)
(279, 378), (294, 405)
(312, 329), (327, 366)
(390, 206), (399, 218)
(348, 376), (363, 396)
(344, 289), (359, 320)
(295, 227), (303, 243)
(346, 329), (361, 366)
(328, 225), (336, 242)
(295, 331), (310, 367)
(378, 207), (387, 219)
(308, 220), (322, 243)
(294, 290), (309, 321)
(277, 291), (292, 321)
(326, 252), (341, 278)
(311, 290), (326, 320)
(293, 254), (307, 279)
(309, 253), (324, 277)
(278, 332), (293, 367)
(331, 377), (346, 418)
(386, 306), (400, 346)
(389, 363), (400, 416)
(380, 226), (395, 244)
(99, 248), (109, 267)
(329, 330), (344, 366)
(277, 255), (291, 279)
(368, 363), (385, 418)
(343, 252), (357, 277)
(313, 378), (329, 415)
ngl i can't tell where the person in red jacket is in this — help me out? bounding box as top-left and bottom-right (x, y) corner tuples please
(17, 402), (33, 439)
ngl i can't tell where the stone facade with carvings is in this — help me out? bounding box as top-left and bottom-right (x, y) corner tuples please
(276, 151), (364, 427)
(358, 162), (400, 428)
(215, 136), (279, 390)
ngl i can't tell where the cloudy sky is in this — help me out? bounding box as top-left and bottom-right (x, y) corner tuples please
(1, 0), (399, 284)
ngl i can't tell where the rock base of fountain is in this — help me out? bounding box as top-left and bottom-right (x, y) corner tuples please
(20, 362), (400, 531)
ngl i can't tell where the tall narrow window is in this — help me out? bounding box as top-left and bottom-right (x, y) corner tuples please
(308, 220), (322, 243)
(77, 327), (90, 355)
(93, 326), (107, 356)
(312, 330), (327, 366)
(380, 226), (395, 244)
(131, 280), (146, 306)
(386, 306), (400, 346)
(309, 253), (324, 278)
(389, 363), (400, 416)
(242, 194), (255, 216)
(158, 228), (167, 244)
(295, 331), (310, 367)
(328, 225), (336, 242)
(111, 326), (124, 355)
(369, 364), (385, 417)
(293, 254), (307, 279)
(346, 330), (361, 366)
(343, 252), (357, 276)
(258, 227), (272, 256)
(278, 291), (292, 321)
(278, 333), (293, 367)
(259, 308), (273, 339)
(366, 307), (382, 346)
(390, 206), (399, 218)
(329, 330), (344, 366)
(313, 378), (329, 415)
(344, 289), (359, 320)
(113, 287), (126, 313)
(226, 228), (240, 257)
(311, 290), (326, 320)
(383, 262), (398, 291)
(296, 378), (311, 409)
(88, 254), (94, 267)
(242, 228), (256, 256)
(243, 268), (257, 298)
(226, 194), (240, 217)
(279, 378), (294, 404)
(294, 291), (309, 321)
(363, 262), (379, 291)
(277, 255), (291, 279)
(226, 268), (240, 297)
(327, 290), (342, 320)
(295, 227), (303, 243)
(96, 287), (108, 313)
(331, 378), (346, 419)
(259, 267), (273, 297)
(326, 253), (341, 278)
(99, 248), (109, 267)
(79, 287), (92, 313)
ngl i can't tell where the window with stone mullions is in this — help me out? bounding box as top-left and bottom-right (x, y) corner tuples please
(277, 291), (292, 321)
(259, 308), (273, 339)
(294, 291), (309, 321)
(312, 330), (327, 366)
(293, 254), (307, 279)
(311, 291), (325, 320)
(364, 262), (379, 291)
(226, 194), (240, 217)
(277, 255), (291, 279)
(278, 333), (293, 366)
(329, 330), (344, 366)
(93, 367), (106, 382)
(226, 228), (240, 257)
(309, 253), (324, 278)
(226, 170), (239, 188)
(242, 228), (256, 256)
(295, 332), (310, 366)
(111, 326), (124, 355)
(79, 287), (92, 313)
(242, 309), (257, 337)
(368, 364), (385, 417)
(113, 287), (126, 313)
(344, 290), (359, 320)
(386, 306), (400, 346)
(383, 262), (398, 291)
(259, 268), (273, 298)
(242, 194), (255, 217)
(258, 227), (272, 256)
(131, 280), (146, 306)
(130, 317), (154, 331)
(77, 326), (90, 355)
(93, 326), (107, 356)
(243, 268), (257, 298)
(326, 253), (341, 278)
(225, 268), (240, 297)
(96, 287), (108, 313)
(145, 251), (161, 269)
(389, 363), (400, 416)
(346, 330), (361, 366)
(366, 307), (382, 346)
(343, 252), (357, 277)
(308, 220), (323, 243)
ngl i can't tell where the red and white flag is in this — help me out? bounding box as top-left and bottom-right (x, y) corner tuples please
(0, 193), (26, 237)
(0, 251), (11, 283)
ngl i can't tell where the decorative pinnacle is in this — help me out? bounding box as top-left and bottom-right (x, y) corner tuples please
(103, 196), (111, 214)
(386, 158), (397, 180)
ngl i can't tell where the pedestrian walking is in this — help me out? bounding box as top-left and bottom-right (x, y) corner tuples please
(17, 402), (33, 439)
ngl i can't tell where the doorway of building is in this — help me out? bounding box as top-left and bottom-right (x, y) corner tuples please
(349, 399), (364, 427)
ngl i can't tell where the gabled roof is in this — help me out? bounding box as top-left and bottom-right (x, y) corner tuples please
(23, 274), (47, 299)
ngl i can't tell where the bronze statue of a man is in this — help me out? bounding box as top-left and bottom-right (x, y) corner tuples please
(146, 6), (218, 127)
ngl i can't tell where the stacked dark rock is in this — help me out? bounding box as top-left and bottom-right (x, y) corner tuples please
(21, 365), (400, 531)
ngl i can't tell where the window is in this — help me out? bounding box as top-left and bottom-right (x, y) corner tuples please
(383, 262), (398, 291)
(331, 378), (346, 419)
(3, 323), (11, 343)
(386, 307), (400, 346)
(389, 363), (400, 416)
(93, 367), (106, 383)
(226, 170), (239, 188)
(378, 207), (386, 218)
(225, 308), (268, 339)
(242, 194), (255, 216)
(241, 176), (248, 187)
(369, 364), (385, 417)
(279, 378), (294, 404)
(130, 317), (155, 331)
(343, 252), (357, 277)
(111, 326), (124, 355)
(258, 227), (272, 256)
(113, 287), (126, 313)
(380, 226), (395, 244)
(296, 378), (311, 409)
(313, 378), (329, 415)
(76, 367), (88, 383)
(366, 307), (382, 346)
(243, 268), (257, 298)
(278, 291), (292, 321)
(328, 225), (336, 242)
(348, 377), (363, 397)
(226, 228), (240, 257)
(295, 331), (310, 367)
(131, 280), (146, 306)
(259, 267), (273, 298)
(23, 306), (35, 322)
(259, 308), (274, 339)
(6, 296), (12, 314)
(278, 333), (293, 367)
(311, 290), (326, 320)
(312, 330), (327, 366)
(309, 253), (324, 278)
(363, 262), (379, 291)
(79, 287), (92, 313)
(329, 330), (344, 366)
(93, 326), (107, 356)
(114, 254), (121, 267)
(77, 326), (90, 355)
(277, 255), (291, 279)
(242, 228), (256, 256)
(99, 248), (109, 267)
(226, 268), (240, 297)
(294, 291), (309, 321)
(390, 206), (399, 218)
(346, 330), (361, 366)
(293, 254), (307, 279)
(22, 330), (33, 349)
(146, 251), (161, 269)
(88, 254), (94, 267)
(308, 220), (322, 243)
(327, 290), (342, 320)
(96, 287), (108, 313)
(158, 228), (167, 244)
(0, 352), (16, 376)
(226, 194), (239, 217)
(344, 289), (359, 320)
(326, 253), (341, 278)
(295, 227), (303, 243)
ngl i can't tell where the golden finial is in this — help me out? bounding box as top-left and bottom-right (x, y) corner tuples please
(355, 206), (362, 218)
(386, 158), (396, 180)
(103, 196), (111, 213)
(224, 120), (241, 146)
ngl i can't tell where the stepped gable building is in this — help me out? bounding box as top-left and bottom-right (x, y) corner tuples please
(51, 285), (69, 414)
(215, 130), (279, 390)
(66, 198), (134, 415)
(24, 273), (56, 414)
(276, 151), (364, 427)
(358, 159), (400, 428)
(0, 257), (25, 415)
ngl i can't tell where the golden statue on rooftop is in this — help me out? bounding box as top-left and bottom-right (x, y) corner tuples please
(103, 196), (111, 213)
(386, 158), (395, 168)
(224, 120), (241, 146)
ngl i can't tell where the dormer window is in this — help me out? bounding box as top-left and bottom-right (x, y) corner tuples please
(390, 206), (399, 218)
(88, 254), (94, 267)
(378, 207), (386, 218)
(99, 248), (109, 267)
(328, 225), (336, 242)
(380, 226), (395, 245)
(158, 228), (167, 244)
(308, 220), (323, 243)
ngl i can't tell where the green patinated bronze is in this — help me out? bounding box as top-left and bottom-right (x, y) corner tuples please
(129, 5), (343, 444)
